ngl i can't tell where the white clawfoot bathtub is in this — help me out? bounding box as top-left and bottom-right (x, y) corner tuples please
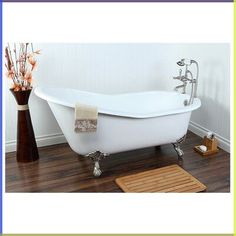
(35, 87), (201, 176)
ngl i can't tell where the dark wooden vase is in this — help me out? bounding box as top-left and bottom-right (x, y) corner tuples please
(10, 89), (39, 162)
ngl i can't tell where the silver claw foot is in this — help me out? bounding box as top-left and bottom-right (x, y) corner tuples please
(172, 135), (186, 160)
(85, 151), (109, 177)
(93, 161), (102, 177)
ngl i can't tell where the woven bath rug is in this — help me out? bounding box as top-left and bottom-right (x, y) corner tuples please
(115, 164), (206, 193)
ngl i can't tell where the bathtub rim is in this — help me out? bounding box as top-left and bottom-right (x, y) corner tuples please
(34, 87), (201, 119)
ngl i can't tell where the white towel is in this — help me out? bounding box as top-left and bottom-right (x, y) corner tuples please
(74, 103), (98, 133)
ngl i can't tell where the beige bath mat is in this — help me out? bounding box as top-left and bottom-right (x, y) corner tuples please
(115, 164), (206, 193)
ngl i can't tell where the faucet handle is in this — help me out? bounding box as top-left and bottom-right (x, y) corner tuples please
(179, 69), (182, 77)
(173, 69), (183, 80)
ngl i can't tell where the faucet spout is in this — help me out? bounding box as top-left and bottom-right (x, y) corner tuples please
(174, 83), (187, 94)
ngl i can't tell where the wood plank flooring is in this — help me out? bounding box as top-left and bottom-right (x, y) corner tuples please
(5, 131), (230, 192)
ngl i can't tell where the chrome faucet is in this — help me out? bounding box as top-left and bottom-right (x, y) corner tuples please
(173, 68), (188, 94)
(173, 59), (199, 105)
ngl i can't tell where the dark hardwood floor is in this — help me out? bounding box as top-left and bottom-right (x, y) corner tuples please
(6, 131), (230, 192)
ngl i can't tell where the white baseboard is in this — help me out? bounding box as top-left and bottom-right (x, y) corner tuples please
(5, 133), (67, 153)
(188, 121), (230, 153)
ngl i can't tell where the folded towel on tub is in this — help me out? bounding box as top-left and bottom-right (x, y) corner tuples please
(74, 103), (98, 133)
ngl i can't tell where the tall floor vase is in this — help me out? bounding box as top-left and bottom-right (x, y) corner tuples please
(10, 89), (39, 162)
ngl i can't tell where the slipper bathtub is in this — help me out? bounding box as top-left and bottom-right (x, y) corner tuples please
(35, 87), (201, 176)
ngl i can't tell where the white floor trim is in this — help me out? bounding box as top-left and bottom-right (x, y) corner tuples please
(188, 121), (230, 153)
(5, 133), (67, 153)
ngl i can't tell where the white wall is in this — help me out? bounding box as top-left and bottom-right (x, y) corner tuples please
(4, 43), (230, 152)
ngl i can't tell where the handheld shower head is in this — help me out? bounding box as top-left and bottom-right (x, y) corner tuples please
(177, 59), (185, 66)
(177, 58), (192, 66)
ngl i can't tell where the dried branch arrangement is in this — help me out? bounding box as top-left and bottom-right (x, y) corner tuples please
(5, 43), (40, 91)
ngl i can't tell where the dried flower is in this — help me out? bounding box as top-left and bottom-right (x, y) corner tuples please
(6, 67), (15, 79)
(5, 43), (40, 91)
(34, 50), (41, 55)
(28, 55), (37, 71)
(24, 71), (33, 83)
(12, 84), (21, 91)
